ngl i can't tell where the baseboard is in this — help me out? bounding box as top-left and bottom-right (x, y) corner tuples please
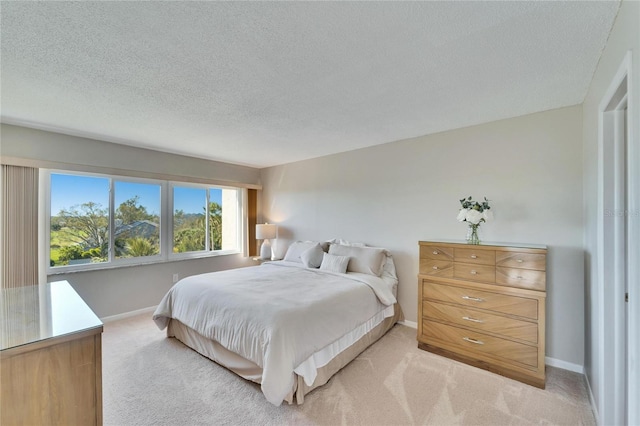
(545, 356), (584, 374)
(399, 320), (417, 329)
(101, 305), (157, 323)
(584, 371), (600, 425)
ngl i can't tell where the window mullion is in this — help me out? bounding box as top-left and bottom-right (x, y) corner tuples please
(109, 178), (115, 263)
(164, 182), (172, 260)
(205, 189), (210, 251)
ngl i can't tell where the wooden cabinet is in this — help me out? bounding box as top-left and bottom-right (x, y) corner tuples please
(1, 281), (103, 425)
(418, 241), (547, 388)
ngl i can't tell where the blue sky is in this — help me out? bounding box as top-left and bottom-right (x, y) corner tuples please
(173, 187), (222, 214)
(51, 174), (109, 215)
(51, 173), (222, 216)
(115, 181), (161, 215)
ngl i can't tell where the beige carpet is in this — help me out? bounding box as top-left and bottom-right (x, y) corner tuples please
(103, 313), (595, 425)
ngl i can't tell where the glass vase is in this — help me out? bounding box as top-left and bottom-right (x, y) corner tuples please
(466, 223), (480, 245)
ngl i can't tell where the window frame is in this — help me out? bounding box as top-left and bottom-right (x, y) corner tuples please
(44, 170), (244, 275)
(168, 181), (243, 260)
(110, 176), (165, 266)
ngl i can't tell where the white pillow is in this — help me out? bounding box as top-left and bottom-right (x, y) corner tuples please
(318, 241), (330, 252)
(319, 253), (350, 274)
(328, 244), (386, 276)
(283, 241), (319, 263)
(326, 238), (366, 247)
(300, 244), (324, 268)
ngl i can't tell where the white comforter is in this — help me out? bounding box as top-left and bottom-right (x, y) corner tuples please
(153, 261), (396, 406)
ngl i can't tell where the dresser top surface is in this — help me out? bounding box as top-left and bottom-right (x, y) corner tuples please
(0, 280), (103, 351)
(419, 239), (547, 250)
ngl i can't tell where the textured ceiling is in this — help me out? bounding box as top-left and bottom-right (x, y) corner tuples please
(1, 1), (619, 168)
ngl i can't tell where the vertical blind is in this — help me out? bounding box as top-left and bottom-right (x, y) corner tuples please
(1, 165), (39, 289)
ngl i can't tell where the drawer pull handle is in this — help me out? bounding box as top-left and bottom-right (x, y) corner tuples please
(516, 259), (524, 263)
(433, 250), (439, 255)
(470, 270), (477, 275)
(463, 337), (484, 345)
(462, 295), (483, 302)
(517, 276), (523, 280)
(462, 316), (484, 323)
(470, 255), (477, 259)
(432, 266), (439, 270)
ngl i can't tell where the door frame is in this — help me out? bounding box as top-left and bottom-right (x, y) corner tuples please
(597, 50), (638, 426)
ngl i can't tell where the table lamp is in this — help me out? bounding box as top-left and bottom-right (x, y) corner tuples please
(256, 223), (277, 260)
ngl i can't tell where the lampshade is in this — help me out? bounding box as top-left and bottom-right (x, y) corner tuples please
(256, 223), (277, 240)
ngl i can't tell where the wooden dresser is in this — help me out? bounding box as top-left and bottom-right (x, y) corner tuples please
(1, 280), (103, 425)
(417, 240), (547, 388)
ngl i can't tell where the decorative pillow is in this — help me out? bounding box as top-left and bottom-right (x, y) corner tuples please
(328, 244), (386, 276)
(319, 253), (350, 274)
(300, 244), (324, 268)
(283, 241), (319, 263)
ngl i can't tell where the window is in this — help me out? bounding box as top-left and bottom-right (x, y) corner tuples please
(46, 171), (243, 272)
(114, 181), (161, 259)
(171, 185), (240, 256)
(50, 173), (110, 266)
(172, 186), (207, 253)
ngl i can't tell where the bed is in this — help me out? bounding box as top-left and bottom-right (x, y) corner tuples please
(152, 240), (404, 406)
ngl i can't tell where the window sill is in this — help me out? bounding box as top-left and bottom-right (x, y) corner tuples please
(47, 250), (242, 275)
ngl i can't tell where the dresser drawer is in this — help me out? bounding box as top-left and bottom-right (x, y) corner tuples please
(454, 262), (496, 283)
(420, 259), (454, 278)
(420, 245), (454, 261)
(423, 281), (538, 320)
(422, 300), (537, 344)
(496, 267), (546, 291)
(454, 248), (496, 266)
(422, 320), (538, 368)
(496, 252), (546, 270)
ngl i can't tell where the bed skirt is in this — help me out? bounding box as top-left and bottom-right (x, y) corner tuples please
(166, 303), (404, 404)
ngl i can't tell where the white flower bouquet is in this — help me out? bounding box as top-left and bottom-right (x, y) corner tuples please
(457, 196), (492, 244)
(457, 196), (493, 224)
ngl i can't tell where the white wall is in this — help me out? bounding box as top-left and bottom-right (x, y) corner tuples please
(0, 124), (259, 185)
(261, 105), (585, 367)
(582, 0), (640, 423)
(0, 124), (261, 317)
(50, 254), (251, 318)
